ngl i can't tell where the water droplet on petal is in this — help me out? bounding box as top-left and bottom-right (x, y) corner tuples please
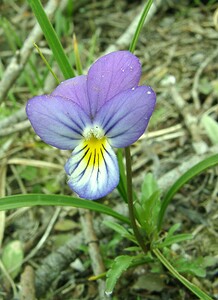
(131, 87), (135, 90)
(147, 91), (151, 94)
(121, 68), (125, 72)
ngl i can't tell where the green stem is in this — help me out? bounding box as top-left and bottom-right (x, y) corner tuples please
(153, 248), (213, 300)
(125, 146), (147, 253)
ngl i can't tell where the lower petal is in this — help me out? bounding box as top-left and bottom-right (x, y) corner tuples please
(65, 139), (119, 200)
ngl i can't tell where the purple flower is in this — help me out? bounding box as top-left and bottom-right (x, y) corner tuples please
(26, 51), (156, 200)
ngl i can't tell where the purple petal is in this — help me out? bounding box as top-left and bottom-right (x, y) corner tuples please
(94, 86), (156, 148)
(87, 51), (141, 117)
(65, 139), (119, 200)
(26, 95), (91, 150)
(51, 75), (91, 116)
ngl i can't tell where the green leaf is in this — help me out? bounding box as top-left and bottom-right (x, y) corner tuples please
(201, 114), (218, 145)
(158, 153), (218, 230)
(103, 220), (129, 236)
(27, 0), (75, 79)
(105, 255), (134, 295)
(167, 223), (181, 237)
(137, 185), (161, 237)
(19, 166), (38, 181)
(0, 194), (130, 225)
(124, 246), (141, 252)
(103, 220), (136, 243)
(2, 240), (24, 279)
(158, 233), (193, 248)
(199, 78), (213, 95)
(135, 173), (161, 236)
(141, 172), (159, 200)
(45, 179), (61, 193)
(174, 257), (206, 278)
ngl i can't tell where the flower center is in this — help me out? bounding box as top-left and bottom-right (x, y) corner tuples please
(83, 125), (105, 140)
(82, 125), (107, 168)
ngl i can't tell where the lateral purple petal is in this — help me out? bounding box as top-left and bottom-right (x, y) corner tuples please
(51, 75), (91, 117)
(87, 51), (141, 117)
(94, 86), (156, 148)
(26, 95), (91, 150)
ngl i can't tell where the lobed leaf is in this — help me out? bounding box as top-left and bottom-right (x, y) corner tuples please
(136, 173), (161, 237)
(105, 255), (134, 295)
(174, 257), (206, 278)
(141, 172), (159, 200)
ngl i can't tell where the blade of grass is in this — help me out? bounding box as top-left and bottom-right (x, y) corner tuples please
(0, 194), (130, 225)
(34, 43), (60, 84)
(129, 0), (153, 53)
(27, 0), (75, 79)
(153, 248), (213, 300)
(158, 154), (218, 230)
(73, 34), (83, 75)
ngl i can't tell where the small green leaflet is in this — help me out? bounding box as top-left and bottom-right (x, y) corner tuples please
(201, 114), (218, 145)
(2, 240), (24, 279)
(103, 220), (136, 244)
(157, 233), (193, 248)
(136, 172), (161, 237)
(105, 255), (134, 295)
(155, 223), (193, 248)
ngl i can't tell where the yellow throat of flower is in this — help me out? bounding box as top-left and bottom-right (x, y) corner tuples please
(82, 126), (107, 168)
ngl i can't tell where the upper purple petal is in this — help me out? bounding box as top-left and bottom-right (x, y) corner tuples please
(51, 75), (91, 116)
(26, 95), (91, 150)
(87, 51), (141, 117)
(94, 86), (156, 148)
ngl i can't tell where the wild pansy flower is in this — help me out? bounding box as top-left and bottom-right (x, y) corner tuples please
(26, 51), (156, 200)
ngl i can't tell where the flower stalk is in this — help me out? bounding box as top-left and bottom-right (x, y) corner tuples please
(125, 146), (147, 254)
